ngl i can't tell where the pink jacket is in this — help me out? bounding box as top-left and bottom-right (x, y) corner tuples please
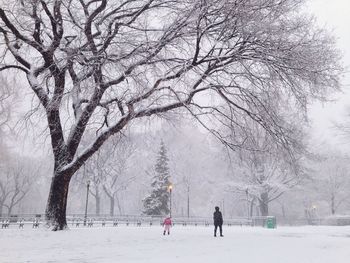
(163, 217), (172, 226)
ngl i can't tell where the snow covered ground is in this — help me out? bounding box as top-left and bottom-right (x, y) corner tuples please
(0, 225), (349, 263)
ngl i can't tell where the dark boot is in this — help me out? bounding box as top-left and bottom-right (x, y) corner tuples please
(163, 231), (166, 235)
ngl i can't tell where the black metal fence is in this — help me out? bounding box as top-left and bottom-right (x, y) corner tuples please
(0, 214), (277, 229)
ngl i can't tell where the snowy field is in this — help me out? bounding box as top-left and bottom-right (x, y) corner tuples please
(1, 225), (350, 263)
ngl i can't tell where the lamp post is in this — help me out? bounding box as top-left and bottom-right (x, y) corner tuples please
(246, 188), (250, 218)
(168, 184), (173, 217)
(182, 176), (190, 218)
(222, 198), (225, 217)
(187, 184), (190, 218)
(84, 180), (90, 226)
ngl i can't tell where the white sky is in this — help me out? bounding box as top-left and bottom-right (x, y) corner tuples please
(307, 0), (350, 152)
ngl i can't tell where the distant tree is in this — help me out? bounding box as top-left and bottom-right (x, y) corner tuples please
(0, 76), (15, 146)
(102, 136), (136, 216)
(82, 157), (104, 216)
(315, 152), (350, 215)
(72, 134), (136, 216)
(227, 119), (304, 216)
(0, 78), (10, 119)
(143, 141), (171, 216)
(0, 158), (36, 216)
(0, 76), (26, 217)
(71, 138), (104, 216)
(0, 0), (342, 230)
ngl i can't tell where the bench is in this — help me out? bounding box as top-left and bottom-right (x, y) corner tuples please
(32, 219), (40, 228)
(87, 219), (94, 227)
(1, 220), (9, 229)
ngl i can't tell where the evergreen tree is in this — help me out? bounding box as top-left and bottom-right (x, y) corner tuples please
(143, 141), (171, 215)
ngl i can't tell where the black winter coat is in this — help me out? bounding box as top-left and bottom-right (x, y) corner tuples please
(213, 211), (223, 225)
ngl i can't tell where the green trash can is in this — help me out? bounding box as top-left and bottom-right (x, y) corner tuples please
(266, 216), (276, 229)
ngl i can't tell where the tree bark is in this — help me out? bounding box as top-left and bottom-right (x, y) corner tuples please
(109, 196), (115, 217)
(95, 191), (100, 216)
(259, 192), (269, 216)
(45, 172), (71, 231)
(7, 206), (12, 216)
(281, 203), (286, 219)
(250, 198), (255, 218)
(331, 194), (335, 215)
(116, 194), (123, 215)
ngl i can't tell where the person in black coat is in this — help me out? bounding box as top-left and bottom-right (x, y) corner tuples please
(213, 206), (224, 237)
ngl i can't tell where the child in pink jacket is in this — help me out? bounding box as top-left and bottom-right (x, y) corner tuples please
(163, 217), (172, 235)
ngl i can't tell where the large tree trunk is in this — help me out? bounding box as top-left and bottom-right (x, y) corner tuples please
(116, 194), (123, 215)
(103, 187), (115, 217)
(249, 198), (256, 218)
(45, 172), (71, 231)
(259, 192), (269, 216)
(95, 191), (100, 216)
(7, 197), (17, 216)
(7, 206), (12, 216)
(0, 202), (3, 218)
(331, 194), (335, 215)
(281, 203), (286, 219)
(109, 196), (115, 217)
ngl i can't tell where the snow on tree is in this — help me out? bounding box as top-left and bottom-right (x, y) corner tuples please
(0, 0), (342, 230)
(71, 134), (136, 216)
(0, 76), (16, 146)
(0, 79), (11, 138)
(0, 76), (34, 217)
(101, 135), (136, 216)
(312, 150), (350, 215)
(226, 119), (305, 216)
(143, 141), (171, 216)
(0, 156), (38, 217)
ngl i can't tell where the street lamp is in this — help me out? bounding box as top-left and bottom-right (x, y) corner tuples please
(246, 188), (250, 218)
(187, 184), (190, 218)
(84, 180), (90, 226)
(168, 184), (173, 217)
(222, 198), (225, 217)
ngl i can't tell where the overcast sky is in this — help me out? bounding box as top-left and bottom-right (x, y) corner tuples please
(307, 0), (350, 151)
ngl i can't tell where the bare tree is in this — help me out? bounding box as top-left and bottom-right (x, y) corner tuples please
(80, 157), (104, 216)
(227, 119), (304, 216)
(72, 134), (135, 216)
(71, 143), (106, 216)
(102, 137), (135, 216)
(0, 0), (341, 229)
(0, 158), (35, 216)
(0, 76), (15, 142)
(315, 152), (350, 215)
(0, 76), (26, 217)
